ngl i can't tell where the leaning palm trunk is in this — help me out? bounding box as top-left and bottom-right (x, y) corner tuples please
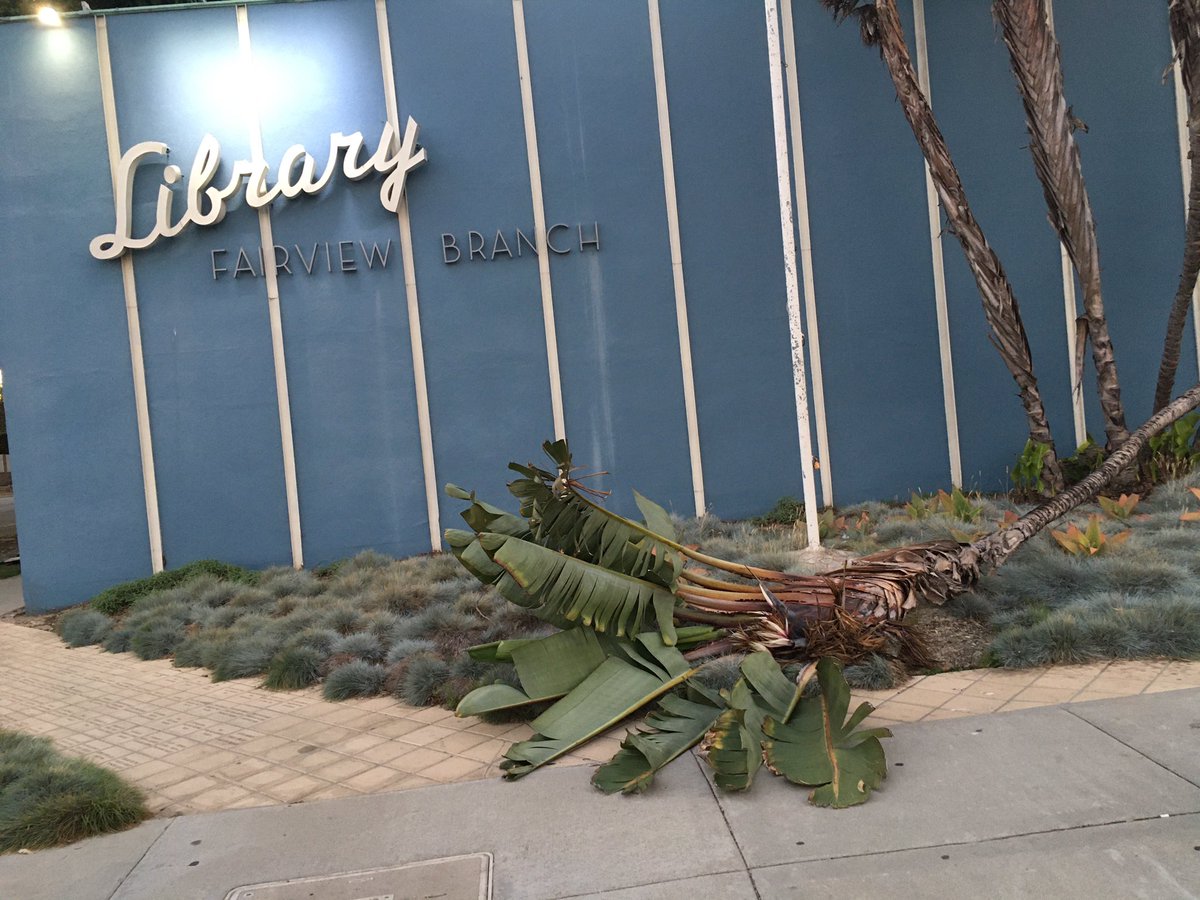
(994, 0), (1129, 449)
(966, 381), (1200, 573)
(822, 0), (1064, 492)
(1155, 0), (1200, 414)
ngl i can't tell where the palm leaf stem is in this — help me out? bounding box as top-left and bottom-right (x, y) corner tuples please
(574, 492), (793, 581)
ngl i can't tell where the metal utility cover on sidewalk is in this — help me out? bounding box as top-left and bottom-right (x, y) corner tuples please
(224, 853), (492, 900)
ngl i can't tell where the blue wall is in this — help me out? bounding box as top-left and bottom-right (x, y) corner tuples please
(0, 0), (1192, 610)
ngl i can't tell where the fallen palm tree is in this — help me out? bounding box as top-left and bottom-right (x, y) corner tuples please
(446, 385), (1200, 804)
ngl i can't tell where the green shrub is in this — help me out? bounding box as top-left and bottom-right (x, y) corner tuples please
(0, 731), (147, 853)
(752, 496), (804, 527)
(56, 610), (113, 648)
(385, 638), (438, 665)
(397, 653), (450, 706)
(843, 654), (902, 690)
(264, 646), (324, 690)
(90, 560), (258, 616)
(211, 635), (281, 681)
(323, 661), (387, 700)
(329, 632), (386, 663)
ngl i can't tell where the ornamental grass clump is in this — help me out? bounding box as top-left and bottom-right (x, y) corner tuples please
(0, 730), (147, 853)
(55, 609), (113, 648)
(323, 660), (387, 700)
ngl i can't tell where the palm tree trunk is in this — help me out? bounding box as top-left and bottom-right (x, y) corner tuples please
(993, 0), (1129, 450)
(1155, 0), (1200, 414)
(822, 0), (1064, 492)
(965, 381), (1200, 574)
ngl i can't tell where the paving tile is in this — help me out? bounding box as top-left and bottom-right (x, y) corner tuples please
(397, 724), (458, 746)
(312, 757), (374, 781)
(391, 747), (451, 773)
(358, 740), (416, 765)
(958, 681), (1026, 701)
(420, 756), (488, 783)
(341, 765), (410, 793)
(158, 774), (220, 800)
(265, 775), (329, 803)
(368, 717), (426, 739)
(1012, 685), (1081, 704)
(938, 694), (1007, 715)
(867, 701), (934, 723)
(187, 786), (252, 811)
(888, 687), (955, 709)
(239, 768), (298, 791)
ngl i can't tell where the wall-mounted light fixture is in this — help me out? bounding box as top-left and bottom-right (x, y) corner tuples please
(36, 6), (62, 26)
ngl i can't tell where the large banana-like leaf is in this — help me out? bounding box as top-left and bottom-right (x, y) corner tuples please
(501, 634), (694, 778)
(706, 707), (761, 793)
(506, 440), (683, 588)
(762, 658), (892, 808)
(444, 528), (540, 612)
(446, 484), (531, 539)
(592, 685), (725, 794)
(481, 532), (678, 645)
(455, 628), (610, 718)
(704, 653), (815, 792)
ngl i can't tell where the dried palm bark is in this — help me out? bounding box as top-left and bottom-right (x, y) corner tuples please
(820, 0), (1064, 492)
(1155, 0), (1200, 413)
(966, 381), (1200, 572)
(994, 0), (1129, 449)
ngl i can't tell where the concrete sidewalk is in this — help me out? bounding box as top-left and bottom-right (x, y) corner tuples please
(3, 688), (1197, 900)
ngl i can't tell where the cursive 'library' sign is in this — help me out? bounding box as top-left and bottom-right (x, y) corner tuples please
(89, 118), (426, 261)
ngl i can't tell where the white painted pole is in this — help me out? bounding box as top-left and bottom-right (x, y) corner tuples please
(780, 0), (834, 509)
(95, 16), (165, 573)
(237, 5), (304, 569)
(374, 0), (443, 551)
(512, 0), (568, 442)
(648, 0), (707, 518)
(764, 0), (821, 548)
(911, 0), (964, 487)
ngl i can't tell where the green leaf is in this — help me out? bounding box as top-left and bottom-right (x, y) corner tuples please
(511, 628), (608, 698)
(738, 651), (798, 718)
(634, 490), (678, 544)
(505, 445), (683, 588)
(465, 638), (536, 663)
(706, 708), (761, 792)
(762, 658), (892, 808)
(456, 629), (610, 717)
(444, 530), (540, 612)
(501, 636), (695, 778)
(455, 684), (537, 718)
(592, 692), (724, 794)
(481, 532), (678, 644)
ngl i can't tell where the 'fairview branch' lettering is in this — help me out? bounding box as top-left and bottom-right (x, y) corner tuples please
(441, 222), (600, 263)
(90, 118), (426, 261)
(211, 240), (394, 279)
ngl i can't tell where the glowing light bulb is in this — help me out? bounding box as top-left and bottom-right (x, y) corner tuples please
(36, 6), (62, 26)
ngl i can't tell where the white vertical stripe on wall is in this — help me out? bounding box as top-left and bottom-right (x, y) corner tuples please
(374, 0), (442, 551)
(780, 0), (834, 508)
(511, 0), (567, 442)
(764, 0), (821, 547)
(94, 17), (165, 574)
(911, 0), (963, 488)
(647, 0), (706, 518)
(1173, 50), (1200, 377)
(1043, 0), (1088, 447)
(236, 5), (304, 569)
